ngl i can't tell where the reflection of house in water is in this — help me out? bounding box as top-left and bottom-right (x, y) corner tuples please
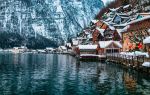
(123, 73), (137, 93)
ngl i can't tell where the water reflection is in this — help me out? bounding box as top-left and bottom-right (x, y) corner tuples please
(0, 53), (149, 95)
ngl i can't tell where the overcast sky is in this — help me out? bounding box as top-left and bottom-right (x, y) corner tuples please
(102, 0), (114, 5)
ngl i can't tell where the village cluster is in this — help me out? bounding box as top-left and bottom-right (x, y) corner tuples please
(70, 4), (150, 68)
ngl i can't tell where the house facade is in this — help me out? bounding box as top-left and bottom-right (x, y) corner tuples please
(98, 41), (122, 54)
(122, 17), (150, 52)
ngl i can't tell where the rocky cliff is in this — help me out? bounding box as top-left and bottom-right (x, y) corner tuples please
(0, 0), (104, 48)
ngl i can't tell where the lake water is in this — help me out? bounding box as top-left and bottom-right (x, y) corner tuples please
(0, 53), (150, 95)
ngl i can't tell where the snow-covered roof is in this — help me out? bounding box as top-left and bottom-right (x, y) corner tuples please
(119, 16), (150, 33)
(78, 45), (97, 50)
(85, 31), (90, 35)
(139, 13), (150, 16)
(143, 36), (150, 44)
(117, 13), (129, 18)
(148, 29), (150, 33)
(109, 25), (115, 30)
(87, 34), (92, 39)
(77, 37), (86, 40)
(109, 7), (120, 12)
(59, 46), (67, 50)
(129, 16), (150, 25)
(116, 29), (123, 37)
(46, 47), (54, 50)
(66, 43), (71, 47)
(72, 40), (79, 46)
(103, 21), (115, 30)
(96, 27), (105, 36)
(105, 17), (112, 22)
(123, 4), (131, 9)
(113, 24), (127, 27)
(99, 41), (122, 48)
(114, 41), (122, 48)
(120, 25), (130, 33)
(142, 62), (150, 67)
(91, 19), (99, 24)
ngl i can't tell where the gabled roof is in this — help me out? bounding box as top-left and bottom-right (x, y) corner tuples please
(103, 21), (115, 30)
(91, 19), (99, 24)
(96, 27), (105, 36)
(123, 4), (132, 9)
(116, 29), (123, 37)
(99, 41), (122, 48)
(109, 7), (120, 12)
(112, 13), (130, 24)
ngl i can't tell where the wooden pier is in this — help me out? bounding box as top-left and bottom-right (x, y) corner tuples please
(106, 54), (150, 74)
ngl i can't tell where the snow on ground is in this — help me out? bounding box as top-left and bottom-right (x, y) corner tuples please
(120, 51), (149, 58)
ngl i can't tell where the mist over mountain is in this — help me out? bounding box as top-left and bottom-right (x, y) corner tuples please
(0, 0), (104, 48)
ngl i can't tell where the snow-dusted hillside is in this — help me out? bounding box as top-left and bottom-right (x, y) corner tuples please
(0, 0), (104, 48)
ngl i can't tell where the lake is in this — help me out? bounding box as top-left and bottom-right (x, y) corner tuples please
(0, 53), (149, 95)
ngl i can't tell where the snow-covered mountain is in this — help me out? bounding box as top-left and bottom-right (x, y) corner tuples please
(0, 0), (104, 48)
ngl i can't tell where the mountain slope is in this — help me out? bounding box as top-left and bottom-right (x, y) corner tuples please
(0, 0), (104, 48)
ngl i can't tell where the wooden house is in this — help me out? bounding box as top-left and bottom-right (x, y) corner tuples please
(122, 16), (150, 52)
(103, 22), (121, 41)
(92, 21), (121, 42)
(98, 41), (122, 54)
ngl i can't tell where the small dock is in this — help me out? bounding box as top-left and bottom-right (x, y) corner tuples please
(106, 53), (150, 74)
(79, 54), (106, 61)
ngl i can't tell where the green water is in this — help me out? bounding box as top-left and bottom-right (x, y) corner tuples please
(0, 53), (149, 95)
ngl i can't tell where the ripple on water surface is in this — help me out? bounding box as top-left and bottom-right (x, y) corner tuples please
(0, 53), (149, 95)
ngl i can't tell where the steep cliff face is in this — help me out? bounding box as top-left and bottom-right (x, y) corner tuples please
(0, 0), (104, 48)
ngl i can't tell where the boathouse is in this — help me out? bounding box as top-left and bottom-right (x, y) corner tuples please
(98, 41), (122, 54)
